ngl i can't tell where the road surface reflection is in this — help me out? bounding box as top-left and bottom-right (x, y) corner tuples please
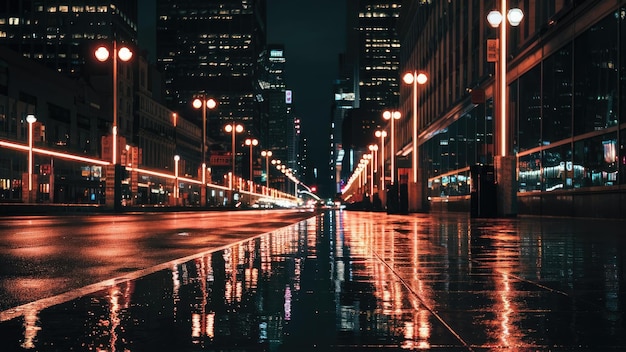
(1, 211), (626, 351)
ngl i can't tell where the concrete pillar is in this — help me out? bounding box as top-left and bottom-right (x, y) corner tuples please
(495, 155), (517, 217)
(408, 181), (423, 212)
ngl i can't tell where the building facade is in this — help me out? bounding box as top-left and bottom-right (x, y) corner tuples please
(398, 0), (626, 218)
(155, 0), (267, 143)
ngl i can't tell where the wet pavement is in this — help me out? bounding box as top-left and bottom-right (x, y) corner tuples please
(1, 210), (626, 351)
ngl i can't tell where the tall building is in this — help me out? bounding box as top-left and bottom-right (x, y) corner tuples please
(336, 0), (401, 193)
(397, 0), (626, 218)
(258, 44), (299, 192)
(155, 0), (267, 148)
(263, 45), (290, 162)
(0, 1), (139, 157)
(0, 1), (138, 78)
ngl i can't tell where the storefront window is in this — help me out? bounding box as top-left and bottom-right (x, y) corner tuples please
(428, 169), (471, 198)
(542, 144), (573, 191)
(518, 152), (541, 192)
(573, 133), (618, 188)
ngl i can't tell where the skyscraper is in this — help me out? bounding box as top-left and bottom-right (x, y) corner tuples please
(337, 0), (401, 192)
(0, 1), (138, 78)
(155, 0), (267, 145)
(0, 1), (139, 154)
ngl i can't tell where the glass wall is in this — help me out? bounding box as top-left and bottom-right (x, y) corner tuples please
(426, 102), (492, 198)
(426, 8), (625, 198)
(517, 9), (622, 192)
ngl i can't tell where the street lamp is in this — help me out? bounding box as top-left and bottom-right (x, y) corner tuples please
(174, 155), (180, 205)
(95, 42), (133, 165)
(245, 138), (258, 184)
(364, 153), (373, 199)
(193, 96), (217, 207)
(487, 2), (523, 157)
(403, 71), (428, 212)
(225, 123), (244, 203)
(272, 159), (283, 193)
(26, 114), (36, 202)
(192, 96), (217, 167)
(375, 130), (387, 191)
(402, 71), (428, 183)
(382, 110), (401, 185)
(261, 150), (273, 189)
(369, 144), (378, 193)
(487, 1), (523, 217)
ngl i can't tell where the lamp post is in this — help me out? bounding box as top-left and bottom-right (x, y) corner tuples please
(193, 96), (216, 207)
(261, 150), (272, 190)
(375, 130), (387, 191)
(402, 71), (427, 182)
(403, 71), (428, 212)
(225, 123), (244, 205)
(487, 1), (523, 217)
(368, 144), (378, 194)
(487, 3), (523, 158)
(245, 138), (258, 183)
(272, 159), (283, 193)
(174, 155), (180, 205)
(26, 114), (36, 203)
(95, 42), (132, 166)
(192, 96), (217, 167)
(382, 110), (401, 185)
(364, 153), (373, 200)
(245, 138), (258, 203)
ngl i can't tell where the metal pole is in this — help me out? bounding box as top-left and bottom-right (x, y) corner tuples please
(202, 96), (206, 166)
(379, 132), (386, 191)
(390, 117), (395, 185)
(412, 73), (418, 182)
(249, 144), (253, 183)
(499, 0), (507, 157)
(112, 41), (118, 165)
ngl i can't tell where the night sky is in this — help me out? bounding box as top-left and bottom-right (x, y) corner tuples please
(138, 0), (347, 172)
(267, 0), (346, 170)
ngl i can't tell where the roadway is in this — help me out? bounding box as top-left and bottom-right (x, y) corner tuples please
(0, 209), (316, 312)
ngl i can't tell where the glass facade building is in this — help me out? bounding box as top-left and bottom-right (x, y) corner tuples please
(399, 1), (626, 218)
(155, 0), (266, 143)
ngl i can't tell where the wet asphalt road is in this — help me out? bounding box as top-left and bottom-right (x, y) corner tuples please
(0, 209), (316, 311)
(1, 210), (626, 351)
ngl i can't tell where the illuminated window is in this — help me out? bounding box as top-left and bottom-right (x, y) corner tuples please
(9, 17), (20, 25)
